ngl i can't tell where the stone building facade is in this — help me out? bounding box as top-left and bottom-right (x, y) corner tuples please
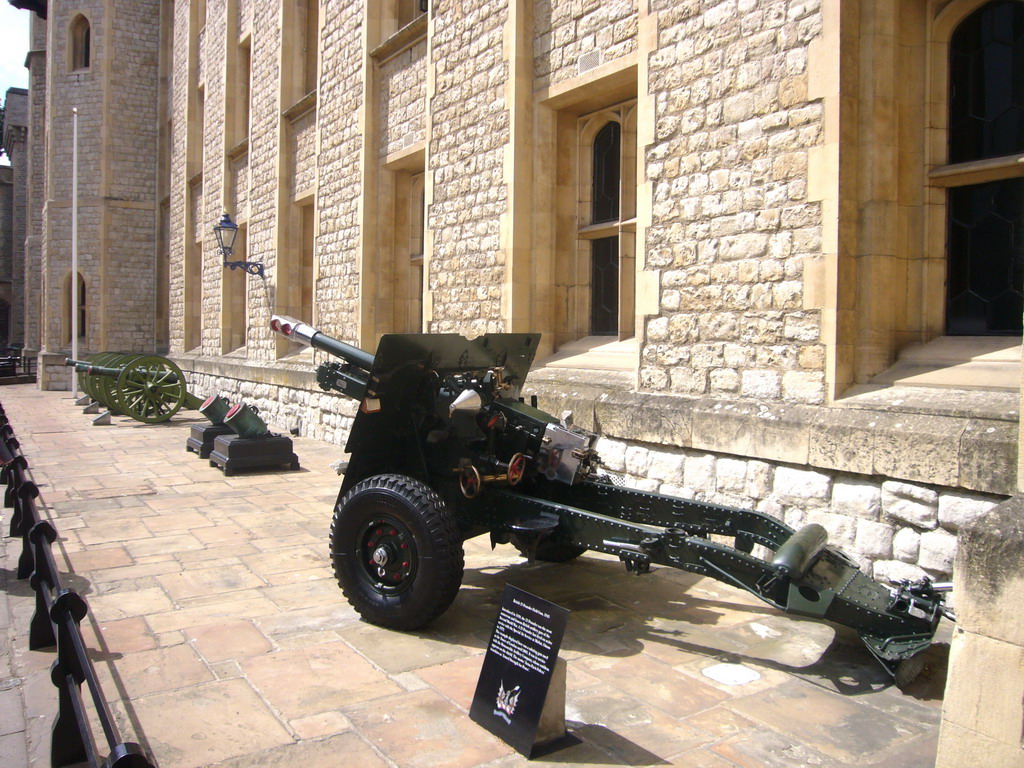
(7, 2), (166, 388)
(2, 87), (29, 350)
(11, 0), (1024, 617)
(10, 0), (1021, 557)
(0, 164), (15, 346)
(157, 0), (1022, 589)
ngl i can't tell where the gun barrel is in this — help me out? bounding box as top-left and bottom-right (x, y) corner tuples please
(64, 358), (182, 384)
(64, 359), (120, 377)
(269, 315), (375, 371)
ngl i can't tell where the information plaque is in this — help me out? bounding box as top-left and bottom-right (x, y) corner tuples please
(469, 584), (570, 756)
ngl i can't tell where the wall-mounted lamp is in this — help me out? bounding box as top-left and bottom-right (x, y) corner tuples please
(215, 212), (264, 278)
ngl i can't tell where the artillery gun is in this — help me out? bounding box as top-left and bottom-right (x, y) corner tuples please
(270, 315), (953, 684)
(66, 354), (204, 424)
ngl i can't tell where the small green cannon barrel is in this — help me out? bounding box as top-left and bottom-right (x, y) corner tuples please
(65, 354), (205, 424)
(223, 403), (270, 439)
(199, 394), (231, 426)
(66, 354), (146, 410)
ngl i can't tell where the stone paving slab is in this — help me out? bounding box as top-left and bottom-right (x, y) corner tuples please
(0, 384), (951, 767)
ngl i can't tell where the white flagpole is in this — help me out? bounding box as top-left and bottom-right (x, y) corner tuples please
(71, 107), (78, 396)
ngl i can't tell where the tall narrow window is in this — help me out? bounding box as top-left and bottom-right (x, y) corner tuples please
(235, 41), (251, 144)
(303, 0), (320, 96)
(300, 204), (315, 323)
(62, 273), (86, 344)
(78, 275), (86, 336)
(590, 122), (621, 335)
(70, 15), (91, 71)
(592, 122), (621, 224)
(945, 1), (1024, 335)
(406, 172), (425, 332)
(222, 225), (247, 353)
(577, 103), (636, 340)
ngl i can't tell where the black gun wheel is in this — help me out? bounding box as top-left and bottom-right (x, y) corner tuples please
(331, 474), (464, 630)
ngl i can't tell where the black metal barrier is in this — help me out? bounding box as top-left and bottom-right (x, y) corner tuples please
(0, 404), (156, 768)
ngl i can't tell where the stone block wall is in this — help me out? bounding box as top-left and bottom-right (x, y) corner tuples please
(642, 0), (825, 404)
(534, 0), (638, 88)
(167, 0), (191, 354)
(378, 40), (427, 159)
(228, 153), (249, 222)
(592, 433), (999, 581)
(35, 0), (161, 385)
(313, 2), (364, 340)
(289, 108), (317, 197)
(200, 0), (228, 354)
(428, 0), (509, 335)
(37, 7), (90, 360)
(109, 0), (162, 204)
(0, 167), (13, 289)
(103, 0), (162, 352)
(155, 0), (1018, 593)
(936, 495), (1024, 767)
(3, 88), (28, 349)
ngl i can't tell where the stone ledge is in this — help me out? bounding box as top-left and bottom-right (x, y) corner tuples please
(172, 354), (319, 392)
(525, 368), (1017, 496)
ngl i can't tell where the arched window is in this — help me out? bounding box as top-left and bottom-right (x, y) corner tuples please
(945, 1), (1024, 335)
(576, 102), (636, 341)
(70, 15), (91, 72)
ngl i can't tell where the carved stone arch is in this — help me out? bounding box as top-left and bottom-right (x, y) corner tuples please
(69, 13), (91, 72)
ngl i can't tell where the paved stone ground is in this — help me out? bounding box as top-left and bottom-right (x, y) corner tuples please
(0, 383), (951, 768)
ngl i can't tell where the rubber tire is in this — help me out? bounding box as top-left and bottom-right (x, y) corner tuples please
(894, 651), (927, 690)
(331, 474), (464, 630)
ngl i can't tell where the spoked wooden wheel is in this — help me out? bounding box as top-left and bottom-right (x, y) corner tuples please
(115, 356), (187, 423)
(97, 353), (144, 411)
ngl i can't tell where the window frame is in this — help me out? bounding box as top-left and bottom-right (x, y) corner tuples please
(62, 272), (87, 345)
(927, 0), (1024, 337)
(575, 100), (638, 342)
(69, 13), (91, 73)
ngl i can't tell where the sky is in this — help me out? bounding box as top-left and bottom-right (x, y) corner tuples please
(0, 4), (28, 94)
(0, 4), (30, 166)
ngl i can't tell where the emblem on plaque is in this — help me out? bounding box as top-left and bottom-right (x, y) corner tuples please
(494, 681), (521, 724)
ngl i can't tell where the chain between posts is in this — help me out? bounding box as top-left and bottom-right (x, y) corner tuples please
(0, 402), (157, 768)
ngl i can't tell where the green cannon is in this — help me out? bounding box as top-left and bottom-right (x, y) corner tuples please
(270, 314), (954, 686)
(66, 354), (204, 424)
